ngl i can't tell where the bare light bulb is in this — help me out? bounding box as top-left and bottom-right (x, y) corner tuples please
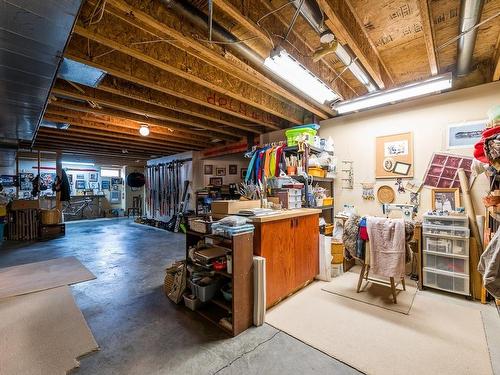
(139, 124), (150, 136)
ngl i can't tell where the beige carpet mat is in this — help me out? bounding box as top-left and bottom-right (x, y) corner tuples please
(321, 270), (418, 314)
(0, 286), (98, 375)
(266, 282), (493, 375)
(0, 257), (95, 299)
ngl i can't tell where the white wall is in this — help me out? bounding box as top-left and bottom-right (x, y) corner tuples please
(320, 81), (500, 219)
(201, 156), (248, 186)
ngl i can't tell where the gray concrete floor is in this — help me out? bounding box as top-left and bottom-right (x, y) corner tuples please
(0, 218), (360, 375)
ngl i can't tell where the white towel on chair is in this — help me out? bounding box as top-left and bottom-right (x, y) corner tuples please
(366, 217), (406, 278)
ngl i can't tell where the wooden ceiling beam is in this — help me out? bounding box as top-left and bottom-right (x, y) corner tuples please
(43, 112), (211, 147)
(44, 110), (180, 139)
(48, 100), (239, 142)
(41, 116), (201, 151)
(66, 38), (286, 131)
(31, 142), (155, 158)
(73, 24), (302, 127)
(36, 131), (178, 154)
(493, 33), (500, 81)
(417, 0), (439, 76)
(45, 107), (182, 138)
(52, 81), (258, 136)
(104, 0), (331, 119)
(317, 0), (393, 89)
(35, 135), (173, 158)
(96, 76), (263, 132)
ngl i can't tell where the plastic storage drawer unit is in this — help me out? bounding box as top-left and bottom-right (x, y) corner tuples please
(423, 268), (470, 296)
(423, 236), (469, 255)
(423, 224), (470, 238)
(423, 253), (469, 275)
(422, 215), (468, 228)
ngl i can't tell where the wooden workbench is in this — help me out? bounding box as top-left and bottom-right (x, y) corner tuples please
(249, 208), (321, 308)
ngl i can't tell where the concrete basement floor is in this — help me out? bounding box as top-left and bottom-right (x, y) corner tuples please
(0, 218), (360, 375)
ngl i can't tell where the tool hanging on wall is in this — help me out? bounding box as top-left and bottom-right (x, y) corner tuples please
(341, 161), (354, 189)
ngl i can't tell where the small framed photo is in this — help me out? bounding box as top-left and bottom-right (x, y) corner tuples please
(393, 162), (412, 176)
(89, 172), (98, 182)
(204, 164), (213, 175)
(89, 182), (99, 189)
(76, 174), (85, 180)
(228, 165), (238, 175)
(209, 177), (223, 187)
(75, 180), (86, 189)
(240, 168), (248, 179)
(431, 188), (460, 211)
(101, 180), (110, 190)
(111, 177), (123, 185)
(216, 167), (226, 176)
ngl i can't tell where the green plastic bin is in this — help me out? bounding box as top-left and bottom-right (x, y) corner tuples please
(285, 127), (317, 146)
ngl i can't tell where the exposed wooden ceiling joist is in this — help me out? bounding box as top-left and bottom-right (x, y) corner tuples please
(317, 0), (394, 89)
(418, 0), (439, 75)
(493, 33), (500, 81)
(52, 80), (260, 136)
(36, 130), (179, 154)
(44, 108), (186, 139)
(96, 76), (263, 132)
(66, 39), (287, 130)
(42, 115), (202, 150)
(73, 22), (303, 126)
(48, 100), (239, 142)
(43, 112), (212, 147)
(103, 0), (332, 119)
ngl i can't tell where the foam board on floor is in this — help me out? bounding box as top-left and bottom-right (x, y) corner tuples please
(0, 286), (98, 375)
(0, 256), (95, 299)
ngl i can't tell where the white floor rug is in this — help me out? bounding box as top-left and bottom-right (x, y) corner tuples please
(0, 286), (98, 375)
(266, 281), (493, 375)
(321, 270), (418, 314)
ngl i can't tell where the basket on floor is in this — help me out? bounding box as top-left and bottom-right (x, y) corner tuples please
(164, 261), (186, 304)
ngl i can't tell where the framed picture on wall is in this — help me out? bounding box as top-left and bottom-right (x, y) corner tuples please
(431, 188), (460, 211)
(447, 120), (484, 149)
(101, 180), (110, 190)
(67, 174), (73, 185)
(75, 180), (86, 189)
(89, 172), (98, 182)
(209, 177), (223, 187)
(111, 177), (123, 185)
(76, 174), (84, 180)
(216, 167), (226, 176)
(228, 164), (238, 175)
(376, 132), (414, 179)
(240, 168), (248, 179)
(204, 165), (213, 175)
(89, 182), (99, 189)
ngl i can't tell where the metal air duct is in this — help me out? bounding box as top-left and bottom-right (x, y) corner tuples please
(291, 0), (378, 92)
(456, 0), (485, 77)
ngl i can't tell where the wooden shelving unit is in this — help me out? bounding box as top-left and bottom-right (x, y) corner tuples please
(185, 230), (254, 336)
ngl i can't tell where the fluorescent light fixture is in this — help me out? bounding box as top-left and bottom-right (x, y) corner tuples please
(335, 44), (378, 93)
(40, 120), (70, 130)
(139, 124), (150, 136)
(62, 161), (95, 166)
(264, 48), (339, 105)
(58, 58), (107, 87)
(333, 73), (452, 114)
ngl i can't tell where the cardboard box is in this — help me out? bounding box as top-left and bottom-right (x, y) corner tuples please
(211, 200), (261, 215)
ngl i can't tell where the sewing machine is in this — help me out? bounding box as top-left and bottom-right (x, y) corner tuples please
(382, 203), (416, 221)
